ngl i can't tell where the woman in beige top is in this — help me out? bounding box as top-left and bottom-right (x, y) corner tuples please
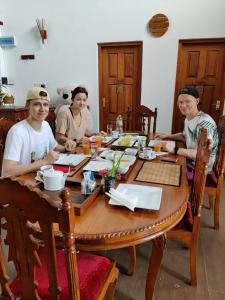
(56, 86), (93, 149)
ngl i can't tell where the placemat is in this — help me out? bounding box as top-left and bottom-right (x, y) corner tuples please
(135, 161), (181, 186)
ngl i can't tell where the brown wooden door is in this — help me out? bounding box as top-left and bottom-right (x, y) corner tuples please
(98, 42), (142, 131)
(172, 39), (225, 133)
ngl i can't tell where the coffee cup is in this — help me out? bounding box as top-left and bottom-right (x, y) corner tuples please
(112, 131), (119, 138)
(37, 169), (66, 191)
(143, 147), (153, 159)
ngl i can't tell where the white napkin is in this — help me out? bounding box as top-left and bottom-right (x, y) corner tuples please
(107, 188), (138, 211)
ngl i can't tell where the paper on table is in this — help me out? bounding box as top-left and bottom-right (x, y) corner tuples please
(148, 140), (175, 149)
(54, 153), (87, 166)
(108, 184), (162, 210)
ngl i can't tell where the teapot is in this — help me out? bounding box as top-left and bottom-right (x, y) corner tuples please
(37, 169), (67, 191)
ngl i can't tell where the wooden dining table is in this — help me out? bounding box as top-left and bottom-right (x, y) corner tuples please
(20, 150), (189, 300)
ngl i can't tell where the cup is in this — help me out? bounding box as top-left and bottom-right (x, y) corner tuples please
(112, 131), (119, 138)
(83, 141), (90, 155)
(143, 147), (153, 158)
(107, 124), (113, 136)
(95, 135), (103, 148)
(90, 142), (98, 158)
(153, 143), (162, 153)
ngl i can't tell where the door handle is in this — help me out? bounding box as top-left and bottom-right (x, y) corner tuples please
(102, 97), (106, 108)
(212, 100), (221, 111)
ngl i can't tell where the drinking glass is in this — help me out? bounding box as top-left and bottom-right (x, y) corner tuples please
(95, 135), (103, 148)
(107, 124), (113, 136)
(90, 143), (98, 158)
(83, 141), (90, 155)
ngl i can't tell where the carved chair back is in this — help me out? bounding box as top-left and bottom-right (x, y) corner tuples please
(0, 118), (15, 174)
(46, 109), (56, 136)
(0, 178), (118, 300)
(213, 115), (225, 178)
(190, 128), (211, 219)
(126, 105), (157, 134)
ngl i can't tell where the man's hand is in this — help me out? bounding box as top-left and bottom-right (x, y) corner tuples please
(65, 139), (77, 152)
(44, 150), (60, 165)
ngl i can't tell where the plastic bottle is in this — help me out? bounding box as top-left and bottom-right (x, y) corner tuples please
(116, 115), (123, 134)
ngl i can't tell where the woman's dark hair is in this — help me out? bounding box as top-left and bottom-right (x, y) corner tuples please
(71, 86), (88, 100)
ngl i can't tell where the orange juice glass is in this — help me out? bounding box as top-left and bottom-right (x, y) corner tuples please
(153, 143), (162, 152)
(95, 136), (103, 148)
(83, 141), (90, 155)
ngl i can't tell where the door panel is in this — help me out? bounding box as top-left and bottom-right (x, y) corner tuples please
(172, 40), (225, 133)
(98, 42), (142, 131)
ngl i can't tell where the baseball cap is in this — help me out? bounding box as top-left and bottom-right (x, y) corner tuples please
(26, 87), (50, 102)
(179, 86), (199, 98)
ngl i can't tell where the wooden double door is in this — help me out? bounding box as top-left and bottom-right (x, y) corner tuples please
(172, 39), (225, 133)
(98, 42), (143, 131)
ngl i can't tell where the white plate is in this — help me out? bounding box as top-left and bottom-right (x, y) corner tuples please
(109, 184), (162, 210)
(124, 148), (138, 156)
(112, 138), (135, 147)
(89, 136), (114, 144)
(100, 150), (136, 165)
(139, 152), (156, 160)
(54, 154), (87, 166)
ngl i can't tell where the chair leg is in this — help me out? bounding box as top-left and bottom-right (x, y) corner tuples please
(190, 243), (197, 286)
(126, 246), (137, 276)
(105, 269), (119, 300)
(214, 195), (220, 230)
(207, 193), (214, 210)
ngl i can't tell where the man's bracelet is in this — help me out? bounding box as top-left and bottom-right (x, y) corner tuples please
(174, 146), (179, 155)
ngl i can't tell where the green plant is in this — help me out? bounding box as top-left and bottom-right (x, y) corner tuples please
(99, 152), (124, 178)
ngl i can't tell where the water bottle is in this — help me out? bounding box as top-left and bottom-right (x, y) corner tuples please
(116, 115), (123, 134)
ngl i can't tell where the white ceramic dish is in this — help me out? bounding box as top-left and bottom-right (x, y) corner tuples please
(139, 152), (156, 161)
(148, 140), (176, 148)
(83, 160), (113, 172)
(124, 148), (138, 156)
(108, 184), (162, 210)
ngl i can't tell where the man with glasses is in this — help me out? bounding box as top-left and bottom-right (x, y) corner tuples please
(2, 87), (72, 177)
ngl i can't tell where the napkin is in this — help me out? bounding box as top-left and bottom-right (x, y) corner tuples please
(108, 188), (138, 211)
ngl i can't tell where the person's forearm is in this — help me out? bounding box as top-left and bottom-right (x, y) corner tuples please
(164, 132), (185, 142)
(56, 132), (68, 145)
(177, 148), (197, 160)
(2, 159), (50, 178)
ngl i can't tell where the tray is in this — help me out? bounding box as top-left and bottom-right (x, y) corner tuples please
(42, 182), (101, 216)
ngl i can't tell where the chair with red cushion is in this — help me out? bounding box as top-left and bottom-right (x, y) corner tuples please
(167, 128), (211, 286)
(0, 178), (118, 300)
(125, 105), (157, 134)
(205, 115), (225, 230)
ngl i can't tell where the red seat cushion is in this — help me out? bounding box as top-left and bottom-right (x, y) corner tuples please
(10, 249), (112, 300)
(174, 201), (193, 232)
(206, 171), (218, 188)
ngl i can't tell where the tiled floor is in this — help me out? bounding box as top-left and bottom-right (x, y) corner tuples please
(1, 183), (225, 300)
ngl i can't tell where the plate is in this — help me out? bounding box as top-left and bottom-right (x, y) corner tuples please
(83, 160), (113, 172)
(100, 150), (136, 165)
(148, 140), (175, 148)
(109, 184), (162, 210)
(89, 136), (114, 144)
(139, 152), (156, 160)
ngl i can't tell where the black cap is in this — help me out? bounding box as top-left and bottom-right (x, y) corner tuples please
(179, 86), (199, 98)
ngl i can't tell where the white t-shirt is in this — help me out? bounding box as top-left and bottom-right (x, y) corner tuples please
(3, 120), (57, 165)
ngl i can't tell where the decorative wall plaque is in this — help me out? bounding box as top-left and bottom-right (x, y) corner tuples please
(148, 13), (169, 37)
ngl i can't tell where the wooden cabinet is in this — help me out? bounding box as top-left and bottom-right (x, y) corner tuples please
(0, 105), (56, 134)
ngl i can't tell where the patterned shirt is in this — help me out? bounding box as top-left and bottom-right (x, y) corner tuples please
(183, 111), (218, 172)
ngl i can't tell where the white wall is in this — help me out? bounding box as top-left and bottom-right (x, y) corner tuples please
(1, 0), (225, 132)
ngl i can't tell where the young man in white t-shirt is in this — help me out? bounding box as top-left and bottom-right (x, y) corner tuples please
(2, 87), (75, 177)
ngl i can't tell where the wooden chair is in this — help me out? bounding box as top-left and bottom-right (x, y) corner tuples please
(167, 128), (211, 286)
(46, 109), (56, 136)
(205, 115), (225, 230)
(0, 118), (15, 175)
(0, 178), (119, 300)
(126, 105), (157, 134)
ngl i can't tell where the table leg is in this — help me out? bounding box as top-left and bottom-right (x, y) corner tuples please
(145, 234), (166, 300)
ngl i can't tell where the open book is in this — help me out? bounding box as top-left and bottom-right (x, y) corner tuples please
(54, 153), (87, 166)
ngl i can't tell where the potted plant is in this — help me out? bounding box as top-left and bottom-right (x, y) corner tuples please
(0, 84), (14, 104)
(99, 152), (124, 192)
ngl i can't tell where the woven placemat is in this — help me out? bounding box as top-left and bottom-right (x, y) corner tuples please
(135, 161), (181, 186)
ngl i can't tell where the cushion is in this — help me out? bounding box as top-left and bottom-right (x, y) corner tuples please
(10, 249), (112, 300)
(174, 201), (193, 232)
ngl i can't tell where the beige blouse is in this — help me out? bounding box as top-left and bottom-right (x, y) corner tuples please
(56, 107), (90, 140)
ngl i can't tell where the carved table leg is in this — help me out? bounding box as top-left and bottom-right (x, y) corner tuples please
(145, 234), (166, 300)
